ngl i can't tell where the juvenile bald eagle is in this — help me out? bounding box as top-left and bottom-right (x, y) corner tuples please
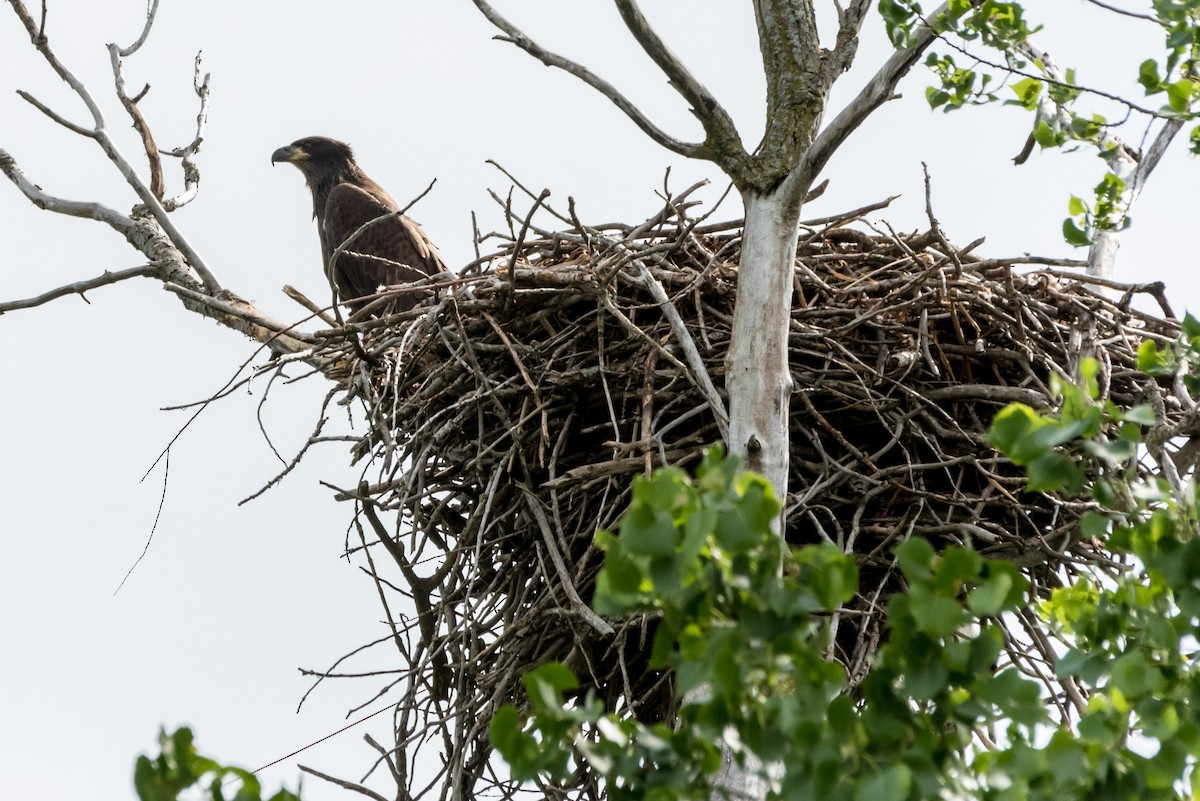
(271, 136), (446, 316)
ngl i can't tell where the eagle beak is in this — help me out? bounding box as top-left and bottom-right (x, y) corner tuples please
(271, 145), (301, 165)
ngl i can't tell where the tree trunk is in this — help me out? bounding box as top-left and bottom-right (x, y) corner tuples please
(726, 184), (805, 508)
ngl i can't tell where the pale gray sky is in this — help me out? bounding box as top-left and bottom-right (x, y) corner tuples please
(0, 2), (1194, 799)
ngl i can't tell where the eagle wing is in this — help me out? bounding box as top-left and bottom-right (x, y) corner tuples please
(319, 181), (447, 312)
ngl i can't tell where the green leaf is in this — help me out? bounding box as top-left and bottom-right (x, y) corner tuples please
(910, 589), (964, 636)
(906, 659), (951, 699)
(938, 546), (983, 589)
(1056, 648), (1107, 683)
(1139, 59), (1163, 93)
(1181, 312), (1200, 342)
(1110, 651), (1164, 698)
(1081, 511), (1110, 539)
(593, 537), (646, 615)
(967, 626), (1005, 674)
(1009, 76), (1042, 109)
(1121, 404), (1157, 426)
(1166, 78), (1196, 113)
(1033, 119), (1058, 148)
(1069, 115), (1103, 140)
(523, 663), (578, 710)
(855, 764), (912, 801)
(1063, 217), (1091, 246)
(1083, 437), (1137, 463)
(624, 507), (677, 556)
(1026, 451), (1083, 493)
(801, 545), (859, 608)
(967, 571), (1013, 615)
(926, 87), (951, 109)
(1045, 731), (1088, 784)
(489, 706), (541, 778)
(896, 537), (936, 582)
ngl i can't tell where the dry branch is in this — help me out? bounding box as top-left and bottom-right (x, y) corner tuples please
(470, 0), (706, 160)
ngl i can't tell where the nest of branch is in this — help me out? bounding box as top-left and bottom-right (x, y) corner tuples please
(314, 199), (1188, 798)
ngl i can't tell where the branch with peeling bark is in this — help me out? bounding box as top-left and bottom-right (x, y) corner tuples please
(1, 0), (319, 361)
(6, 0), (218, 292)
(161, 53), (210, 212)
(1, 143), (314, 356)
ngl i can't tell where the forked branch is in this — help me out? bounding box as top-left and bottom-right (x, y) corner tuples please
(161, 54), (211, 212)
(6, 0), (219, 292)
(826, 0), (874, 79)
(793, 2), (948, 203)
(470, 0), (707, 159)
(613, 0), (746, 161)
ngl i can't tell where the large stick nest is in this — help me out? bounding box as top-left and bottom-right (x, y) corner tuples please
(310, 194), (1189, 799)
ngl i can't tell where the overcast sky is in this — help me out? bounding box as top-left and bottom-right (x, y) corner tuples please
(1, 2), (1194, 800)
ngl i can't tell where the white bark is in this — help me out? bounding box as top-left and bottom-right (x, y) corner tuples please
(1086, 118), (1184, 279)
(726, 187), (803, 517)
(1016, 42), (1185, 280)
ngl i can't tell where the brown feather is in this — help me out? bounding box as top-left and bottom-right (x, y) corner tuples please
(273, 136), (447, 316)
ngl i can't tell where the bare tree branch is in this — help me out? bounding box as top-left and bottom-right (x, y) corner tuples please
(826, 0), (874, 79)
(1000, 40), (1185, 279)
(1084, 0), (1163, 25)
(162, 282), (316, 352)
(630, 259), (730, 438)
(935, 39), (1170, 118)
(6, 0), (220, 293)
(470, 0), (707, 159)
(160, 55), (210, 212)
(1132, 118), (1185, 190)
(299, 765), (390, 801)
(1089, 117), (1184, 279)
(109, 43), (164, 199)
(119, 0), (160, 56)
(2, 140), (313, 360)
(0, 148), (134, 229)
(15, 89), (94, 136)
(7, 0), (106, 126)
(0, 264), (157, 313)
(612, 0), (745, 159)
(792, 2), (947, 203)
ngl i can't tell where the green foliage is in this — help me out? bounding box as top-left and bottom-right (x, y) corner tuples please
(986, 347), (1200, 801)
(492, 448), (1059, 800)
(925, 54), (996, 110)
(134, 727), (299, 801)
(891, 0), (1200, 246)
(1140, 313), (1200, 397)
(1058, 172), (1131, 245)
(493, 331), (1200, 800)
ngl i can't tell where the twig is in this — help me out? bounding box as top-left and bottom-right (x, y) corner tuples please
(119, 0), (160, 56)
(470, 0), (705, 158)
(613, 0), (742, 156)
(795, 2), (947, 202)
(0, 149), (134, 230)
(0, 264), (156, 313)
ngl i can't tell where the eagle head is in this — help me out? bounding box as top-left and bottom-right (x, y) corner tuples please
(271, 136), (356, 181)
